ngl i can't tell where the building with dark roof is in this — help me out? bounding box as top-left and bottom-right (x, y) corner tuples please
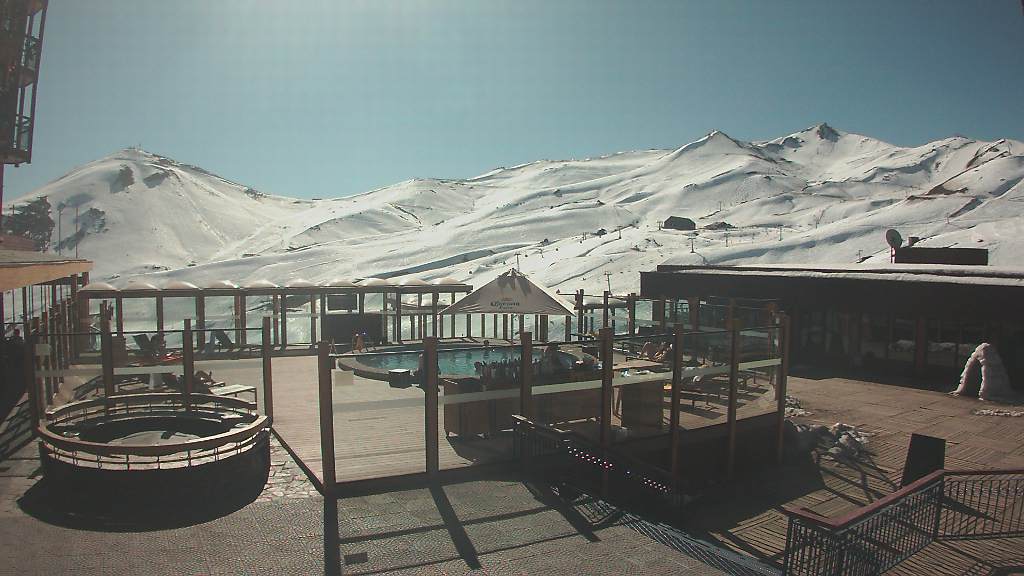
(640, 263), (1024, 390)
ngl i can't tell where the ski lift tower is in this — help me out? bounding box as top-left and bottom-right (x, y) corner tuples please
(0, 0), (48, 230)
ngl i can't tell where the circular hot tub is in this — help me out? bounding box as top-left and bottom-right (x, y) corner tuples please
(38, 393), (270, 508)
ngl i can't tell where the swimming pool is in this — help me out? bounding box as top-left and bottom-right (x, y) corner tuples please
(356, 347), (548, 376)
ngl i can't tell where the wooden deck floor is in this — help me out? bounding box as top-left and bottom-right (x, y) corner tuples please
(678, 375), (1024, 572)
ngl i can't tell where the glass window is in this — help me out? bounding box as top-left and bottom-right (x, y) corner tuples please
(890, 316), (916, 364)
(860, 314), (888, 366)
(926, 319), (957, 369)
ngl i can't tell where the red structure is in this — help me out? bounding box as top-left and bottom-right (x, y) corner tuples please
(0, 0), (48, 225)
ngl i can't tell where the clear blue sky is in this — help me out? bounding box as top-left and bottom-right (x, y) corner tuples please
(7, 0), (1024, 201)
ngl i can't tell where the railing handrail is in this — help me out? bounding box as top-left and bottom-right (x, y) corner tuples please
(783, 467), (1024, 531)
(45, 392), (256, 420)
(38, 414), (269, 457)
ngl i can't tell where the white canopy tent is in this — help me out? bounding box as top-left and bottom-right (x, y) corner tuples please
(440, 269), (575, 316)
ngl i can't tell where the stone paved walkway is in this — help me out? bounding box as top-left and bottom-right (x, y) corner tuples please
(0, 432), (738, 575)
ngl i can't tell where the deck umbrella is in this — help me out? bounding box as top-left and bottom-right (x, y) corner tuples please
(440, 269), (574, 316)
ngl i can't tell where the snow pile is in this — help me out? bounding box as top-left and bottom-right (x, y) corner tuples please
(824, 423), (873, 459)
(953, 343), (1015, 401)
(784, 395), (811, 418)
(788, 422), (873, 460)
(9, 124), (1024, 294)
(973, 408), (1024, 417)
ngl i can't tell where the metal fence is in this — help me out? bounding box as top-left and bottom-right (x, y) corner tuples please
(782, 469), (1024, 575)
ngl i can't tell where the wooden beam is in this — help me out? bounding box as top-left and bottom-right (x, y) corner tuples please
(520, 331), (532, 420)
(318, 341), (336, 496)
(776, 313), (791, 465)
(424, 336), (439, 475)
(263, 316), (274, 421)
(670, 324), (684, 486)
(726, 326), (739, 480)
(182, 319), (194, 411)
(599, 327), (613, 449)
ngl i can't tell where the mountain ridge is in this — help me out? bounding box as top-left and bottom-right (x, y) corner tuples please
(8, 124), (1024, 294)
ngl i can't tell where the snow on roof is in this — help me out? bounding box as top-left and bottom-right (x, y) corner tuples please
(358, 278), (390, 287)
(398, 277), (429, 286)
(655, 263), (1024, 288)
(285, 278), (316, 288)
(122, 280), (160, 290)
(205, 280), (239, 289)
(163, 280), (199, 290)
(81, 281), (117, 291)
(320, 278), (356, 287)
(244, 279), (279, 289)
(430, 277), (462, 286)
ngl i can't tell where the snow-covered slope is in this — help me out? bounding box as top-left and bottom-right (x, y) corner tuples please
(12, 124), (1024, 294)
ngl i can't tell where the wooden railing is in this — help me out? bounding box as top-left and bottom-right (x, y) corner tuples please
(37, 393), (269, 468)
(782, 468), (1024, 575)
(512, 415), (680, 513)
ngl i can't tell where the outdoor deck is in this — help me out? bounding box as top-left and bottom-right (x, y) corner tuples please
(248, 354), (777, 487)
(679, 374), (1024, 572)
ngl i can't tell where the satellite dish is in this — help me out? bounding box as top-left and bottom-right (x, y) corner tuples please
(885, 229), (903, 250)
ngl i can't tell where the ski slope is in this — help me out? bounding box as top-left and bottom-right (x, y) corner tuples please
(12, 124), (1024, 295)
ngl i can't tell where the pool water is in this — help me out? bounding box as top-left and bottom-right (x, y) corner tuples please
(358, 347), (546, 376)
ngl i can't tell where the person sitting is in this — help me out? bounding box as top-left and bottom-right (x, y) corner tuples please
(640, 341), (658, 360)
(654, 342), (673, 362)
(151, 333), (167, 356)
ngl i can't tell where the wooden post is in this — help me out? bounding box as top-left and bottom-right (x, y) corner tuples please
(319, 294), (328, 346)
(726, 325), (739, 480)
(40, 310), (50, 402)
(114, 295), (124, 336)
(776, 313), (791, 465)
(310, 295), (317, 343)
(272, 294), (280, 347)
(394, 290), (402, 342)
(575, 290), (584, 340)
(502, 314), (508, 340)
(602, 291), (610, 328)
(238, 294), (247, 346)
(431, 292), (438, 337)
(670, 324), (684, 485)
(318, 341), (337, 496)
(480, 313), (486, 338)
(20, 286), (27, 328)
(627, 293), (637, 336)
(424, 336), (439, 475)
(69, 275), (79, 358)
(262, 316), (274, 420)
(599, 327), (613, 449)
(182, 319), (194, 410)
(280, 293), (288, 348)
(233, 294), (243, 344)
(196, 294), (206, 351)
(466, 314), (472, 338)
(450, 292), (456, 336)
(156, 295), (164, 334)
(520, 331), (532, 419)
(100, 318), (114, 401)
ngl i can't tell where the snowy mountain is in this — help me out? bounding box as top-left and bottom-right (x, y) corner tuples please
(10, 124), (1024, 294)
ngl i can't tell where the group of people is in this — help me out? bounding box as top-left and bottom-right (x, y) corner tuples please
(639, 341), (674, 362)
(472, 342), (582, 384)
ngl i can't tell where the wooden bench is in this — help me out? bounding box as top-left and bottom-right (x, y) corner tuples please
(209, 383), (257, 402)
